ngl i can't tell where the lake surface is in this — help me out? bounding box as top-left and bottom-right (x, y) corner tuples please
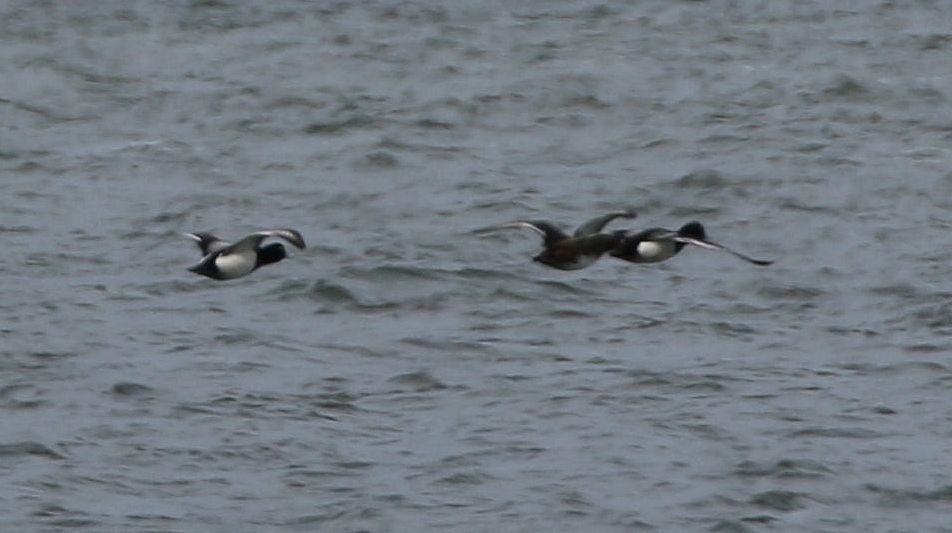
(2, 1), (952, 531)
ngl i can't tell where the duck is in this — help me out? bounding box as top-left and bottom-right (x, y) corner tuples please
(475, 210), (636, 270)
(609, 221), (772, 266)
(184, 229), (307, 280)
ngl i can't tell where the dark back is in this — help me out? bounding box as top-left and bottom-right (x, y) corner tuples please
(573, 232), (626, 255)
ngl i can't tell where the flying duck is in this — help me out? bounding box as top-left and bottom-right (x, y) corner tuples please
(475, 210), (637, 270)
(609, 221), (772, 266)
(184, 229), (307, 280)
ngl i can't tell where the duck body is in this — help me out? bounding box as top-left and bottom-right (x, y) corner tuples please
(184, 229), (306, 280)
(534, 232), (627, 270)
(610, 222), (703, 263)
(476, 210), (637, 270)
(610, 221), (772, 266)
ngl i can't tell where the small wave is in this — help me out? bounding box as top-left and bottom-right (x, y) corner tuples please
(386, 370), (447, 392)
(787, 427), (886, 439)
(749, 490), (808, 512)
(356, 151), (399, 169)
(25, 252), (109, 267)
(400, 337), (495, 355)
(756, 285), (826, 300)
(734, 459), (832, 479)
(307, 280), (398, 310)
(341, 264), (444, 282)
(213, 331), (256, 344)
(302, 114), (377, 135)
(434, 471), (493, 485)
(29, 351), (75, 360)
(904, 343), (951, 353)
(710, 519), (758, 532)
(866, 483), (952, 505)
(673, 169), (728, 189)
(775, 197), (838, 214)
(534, 279), (593, 295)
(867, 283), (929, 299)
(415, 118), (456, 130)
(0, 225), (34, 233)
(306, 392), (359, 413)
(263, 94), (325, 110)
(858, 361), (948, 375)
(110, 382), (155, 397)
(709, 321), (757, 338)
(822, 73), (869, 99)
(912, 33), (952, 51)
(910, 302), (952, 329)
(128, 280), (199, 297)
(33, 504), (99, 528)
(544, 308), (595, 319)
(271, 279), (396, 310)
(0, 441), (65, 459)
(488, 287), (537, 302)
(0, 384), (46, 409)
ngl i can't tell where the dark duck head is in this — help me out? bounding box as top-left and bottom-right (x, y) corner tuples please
(475, 209), (636, 270)
(255, 242), (288, 268)
(677, 221), (706, 240)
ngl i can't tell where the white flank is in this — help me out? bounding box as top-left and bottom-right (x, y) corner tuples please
(215, 252), (256, 278)
(637, 240), (675, 261)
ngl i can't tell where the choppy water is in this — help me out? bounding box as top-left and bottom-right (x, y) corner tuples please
(3, 1), (952, 531)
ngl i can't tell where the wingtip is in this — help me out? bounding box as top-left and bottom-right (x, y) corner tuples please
(471, 221), (551, 239)
(264, 229), (306, 249)
(281, 229), (306, 249)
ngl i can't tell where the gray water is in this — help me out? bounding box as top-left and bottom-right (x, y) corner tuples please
(2, 1), (952, 531)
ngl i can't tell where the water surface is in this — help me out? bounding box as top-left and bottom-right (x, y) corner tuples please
(2, 1), (952, 531)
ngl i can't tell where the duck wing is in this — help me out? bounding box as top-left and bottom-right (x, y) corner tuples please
(183, 232), (229, 256)
(573, 209), (637, 237)
(474, 221), (569, 246)
(673, 236), (773, 266)
(616, 227), (677, 242)
(222, 229), (307, 255)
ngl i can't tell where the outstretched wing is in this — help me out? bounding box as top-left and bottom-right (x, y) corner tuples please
(616, 227), (677, 242)
(673, 236), (773, 266)
(573, 209), (637, 237)
(183, 232), (229, 256)
(223, 229), (307, 255)
(474, 220), (569, 246)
